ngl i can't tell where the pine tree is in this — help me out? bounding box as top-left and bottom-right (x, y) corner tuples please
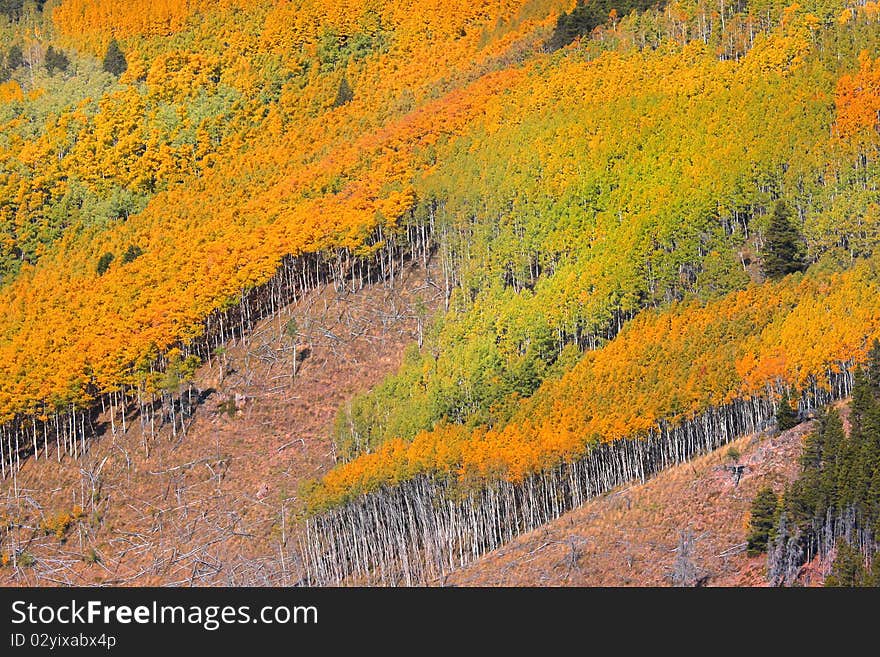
(783, 480), (813, 535)
(850, 367), (873, 439)
(121, 244), (143, 264)
(0, 0), (24, 19)
(847, 368), (879, 510)
(800, 423), (824, 471)
(825, 541), (868, 587)
(747, 486), (780, 556)
(868, 462), (880, 537)
(866, 339), (880, 392)
(333, 76), (354, 107)
(776, 390), (799, 431)
(761, 201), (805, 280)
(867, 555), (880, 587)
(545, 0), (665, 51)
(44, 46), (69, 75)
(6, 44), (22, 70)
(836, 430), (861, 513)
(102, 39), (127, 76)
(96, 252), (114, 276)
(820, 409), (846, 513)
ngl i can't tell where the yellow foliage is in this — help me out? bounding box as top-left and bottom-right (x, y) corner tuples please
(0, 80), (24, 103)
(40, 506), (85, 540)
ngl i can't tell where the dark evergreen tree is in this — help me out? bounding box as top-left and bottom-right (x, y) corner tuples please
(820, 409), (846, 512)
(776, 390), (799, 431)
(96, 252), (114, 276)
(868, 554), (880, 587)
(44, 46), (69, 75)
(747, 485), (779, 556)
(102, 39), (127, 76)
(7, 44), (23, 70)
(799, 418), (824, 471)
(850, 368), (873, 438)
(869, 465), (880, 537)
(836, 431), (862, 513)
(772, 358), (880, 585)
(783, 480), (814, 536)
(333, 76), (354, 107)
(121, 244), (143, 264)
(761, 200), (806, 280)
(866, 339), (880, 392)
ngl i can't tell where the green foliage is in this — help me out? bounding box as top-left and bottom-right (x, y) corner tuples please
(776, 391), (799, 431)
(747, 485), (780, 556)
(216, 399), (238, 418)
(6, 43), (22, 70)
(315, 17), (390, 73)
(333, 302), (574, 460)
(284, 317), (299, 340)
(120, 244), (143, 264)
(16, 551), (35, 567)
(866, 339), (880, 391)
(546, 0), (664, 51)
(779, 370), (880, 582)
(825, 541), (871, 587)
(334, 21), (880, 461)
(157, 351), (199, 393)
(102, 38), (127, 76)
(96, 252), (114, 276)
(762, 201), (806, 280)
(82, 547), (101, 564)
(0, 0), (24, 19)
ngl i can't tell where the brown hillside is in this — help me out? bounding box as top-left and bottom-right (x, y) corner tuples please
(0, 262), (440, 586)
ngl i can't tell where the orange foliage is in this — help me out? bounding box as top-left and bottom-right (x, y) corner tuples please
(40, 506), (84, 540)
(834, 51), (880, 139)
(52, 0), (253, 49)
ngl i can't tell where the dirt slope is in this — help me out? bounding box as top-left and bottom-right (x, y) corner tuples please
(0, 261), (441, 586)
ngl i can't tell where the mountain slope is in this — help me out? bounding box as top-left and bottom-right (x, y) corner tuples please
(0, 0), (879, 587)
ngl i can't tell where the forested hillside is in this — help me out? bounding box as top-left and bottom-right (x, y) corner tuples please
(0, 0), (563, 447)
(0, 0), (879, 586)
